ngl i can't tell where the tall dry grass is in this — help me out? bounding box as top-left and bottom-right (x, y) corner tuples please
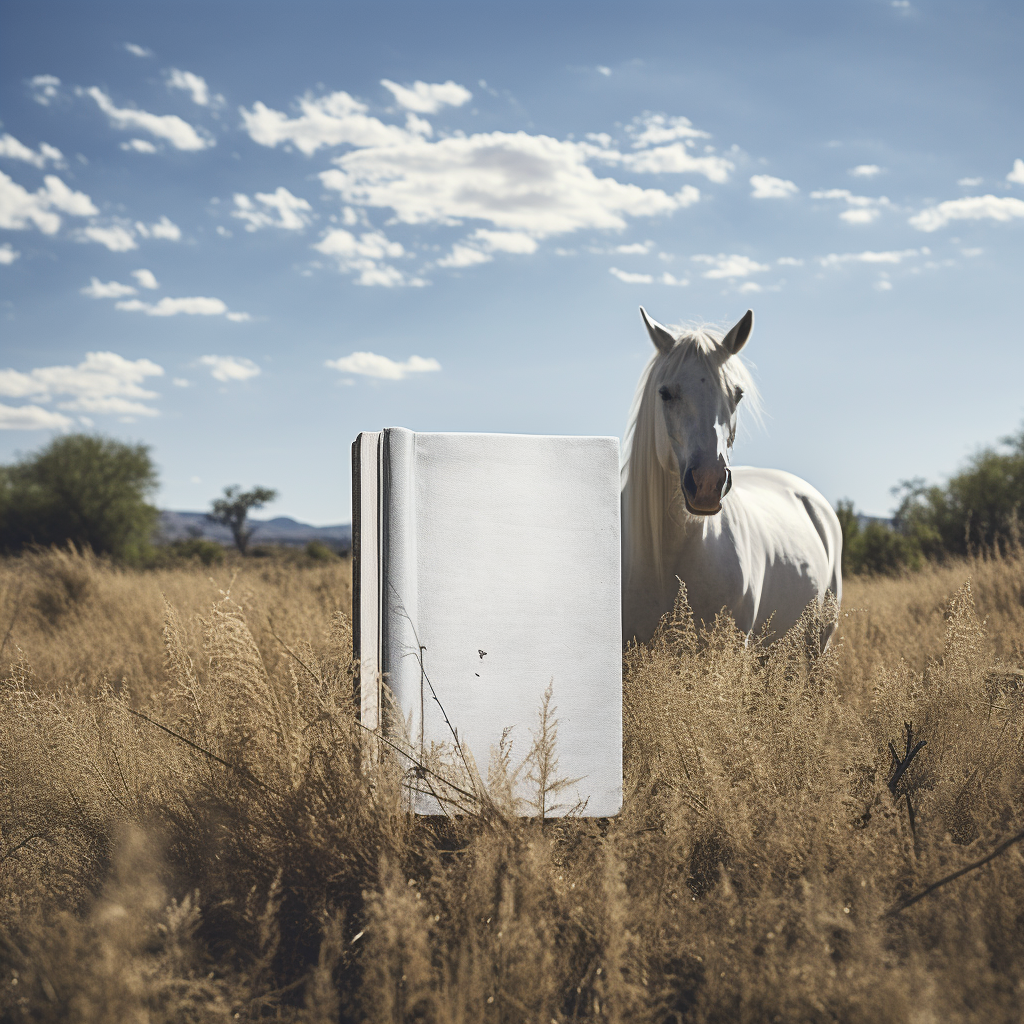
(0, 548), (1021, 1023)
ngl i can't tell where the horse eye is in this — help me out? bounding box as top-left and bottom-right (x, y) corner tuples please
(734, 386), (744, 404)
(658, 386), (672, 401)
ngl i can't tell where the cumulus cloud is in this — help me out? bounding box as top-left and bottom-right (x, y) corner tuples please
(80, 225), (137, 251)
(749, 174), (798, 199)
(321, 132), (699, 238)
(81, 277), (137, 298)
(660, 272), (688, 286)
(849, 165), (882, 177)
(0, 171), (97, 234)
(819, 248), (921, 266)
(380, 79), (472, 114)
(692, 253), (770, 279)
(233, 187), (312, 231)
(626, 114), (710, 148)
(470, 228), (538, 254)
(167, 69), (210, 106)
(0, 243), (19, 264)
(131, 268), (159, 289)
(0, 133), (64, 168)
(0, 351), (164, 419)
(30, 75), (61, 106)
(909, 195), (1024, 231)
(810, 188), (891, 223)
(116, 296), (239, 317)
(777, 256), (803, 266)
(85, 86), (214, 150)
(121, 138), (158, 153)
(958, 176), (983, 187)
(325, 351), (441, 380)
(313, 227), (410, 285)
(0, 402), (74, 430)
(137, 215), (181, 240)
(199, 355), (261, 382)
(609, 267), (653, 284)
(1007, 159), (1024, 185)
(438, 244), (493, 268)
(125, 43), (152, 57)
(239, 91), (413, 156)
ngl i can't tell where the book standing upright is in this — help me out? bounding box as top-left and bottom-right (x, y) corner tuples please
(353, 428), (622, 816)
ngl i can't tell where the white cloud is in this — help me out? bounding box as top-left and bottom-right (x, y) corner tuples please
(692, 253), (770, 279)
(240, 91), (414, 156)
(0, 171), (97, 234)
(961, 247), (984, 257)
(80, 225), (138, 251)
(131, 268), (159, 289)
(30, 75), (61, 106)
(380, 79), (472, 114)
(749, 174), (798, 199)
(819, 249), (920, 266)
(199, 355), (261, 382)
(777, 256), (803, 266)
(909, 195), (1024, 232)
(167, 69), (210, 106)
(875, 279), (893, 290)
(0, 243), (19, 264)
(849, 165), (882, 177)
(609, 267), (653, 284)
(133, 215), (181, 241)
(438, 244), (493, 268)
(1007, 159), (1024, 185)
(233, 187), (312, 231)
(117, 296), (231, 317)
(603, 145), (730, 183)
(0, 133), (63, 168)
(596, 66), (611, 77)
(125, 43), (152, 57)
(958, 176), (983, 187)
(81, 277), (137, 298)
(0, 402), (74, 430)
(470, 229), (538, 254)
(121, 139), (158, 153)
(0, 351), (164, 419)
(626, 114), (710, 148)
(313, 227), (409, 285)
(615, 241), (653, 254)
(660, 272), (688, 286)
(172, 378), (191, 387)
(738, 282), (762, 293)
(321, 132), (699, 238)
(810, 188), (891, 223)
(325, 351), (441, 380)
(85, 86), (213, 151)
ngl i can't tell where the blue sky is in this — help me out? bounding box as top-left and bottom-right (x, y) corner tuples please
(2, 0), (1022, 523)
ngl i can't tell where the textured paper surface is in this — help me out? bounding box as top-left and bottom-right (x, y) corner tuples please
(381, 428), (622, 817)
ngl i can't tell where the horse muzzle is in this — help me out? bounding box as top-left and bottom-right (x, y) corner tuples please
(682, 466), (732, 516)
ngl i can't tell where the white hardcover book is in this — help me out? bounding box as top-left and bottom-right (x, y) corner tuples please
(352, 428), (622, 817)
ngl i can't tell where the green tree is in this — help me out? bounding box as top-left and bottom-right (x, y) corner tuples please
(894, 425), (1024, 557)
(0, 434), (158, 561)
(835, 498), (917, 576)
(207, 485), (277, 555)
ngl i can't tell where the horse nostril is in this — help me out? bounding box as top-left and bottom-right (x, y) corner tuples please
(682, 467), (697, 498)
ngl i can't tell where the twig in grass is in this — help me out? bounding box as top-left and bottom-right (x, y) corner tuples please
(117, 704), (284, 798)
(0, 578), (24, 661)
(888, 722), (926, 796)
(885, 825), (1024, 916)
(0, 832), (49, 864)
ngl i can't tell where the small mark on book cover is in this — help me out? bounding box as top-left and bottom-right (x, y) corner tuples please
(478, 650), (487, 659)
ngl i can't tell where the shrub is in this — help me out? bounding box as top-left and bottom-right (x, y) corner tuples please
(0, 434), (158, 563)
(304, 540), (338, 562)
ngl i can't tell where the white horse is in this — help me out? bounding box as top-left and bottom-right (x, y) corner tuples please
(621, 307), (842, 646)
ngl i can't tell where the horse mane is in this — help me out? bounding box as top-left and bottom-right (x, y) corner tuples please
(620, 322), (762, 590)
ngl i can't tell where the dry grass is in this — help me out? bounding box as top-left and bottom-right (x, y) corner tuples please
(0, 548), (1022, 1023)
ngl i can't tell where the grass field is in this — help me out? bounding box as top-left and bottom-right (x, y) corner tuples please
(1, 546), (1022, 1022)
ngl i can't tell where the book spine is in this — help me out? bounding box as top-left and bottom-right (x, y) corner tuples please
(381, 428), (420, 751)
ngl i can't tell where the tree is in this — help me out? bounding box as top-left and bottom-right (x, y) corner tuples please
(0, 434), (159, 562)
(207, 485), (277, 555)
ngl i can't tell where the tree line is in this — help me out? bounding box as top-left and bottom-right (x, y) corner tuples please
(0, 434), (277, 564)
(1, 428), (1021, 574)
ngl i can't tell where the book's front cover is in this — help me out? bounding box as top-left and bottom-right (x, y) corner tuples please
(382, 429), (622, 817)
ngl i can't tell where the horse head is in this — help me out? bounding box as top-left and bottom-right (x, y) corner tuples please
(640, 307), (753, 516)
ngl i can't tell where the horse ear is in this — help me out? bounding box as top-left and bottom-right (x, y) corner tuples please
(640, 307), (676, 354)
(721, 309), (754, 355)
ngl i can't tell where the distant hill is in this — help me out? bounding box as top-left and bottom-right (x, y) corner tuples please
(158, 511), (351, 550)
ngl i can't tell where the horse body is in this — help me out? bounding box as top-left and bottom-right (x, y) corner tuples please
(621, 308), (842, 645)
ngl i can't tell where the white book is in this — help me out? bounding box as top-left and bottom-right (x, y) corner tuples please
(352, 428), (622, 817)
